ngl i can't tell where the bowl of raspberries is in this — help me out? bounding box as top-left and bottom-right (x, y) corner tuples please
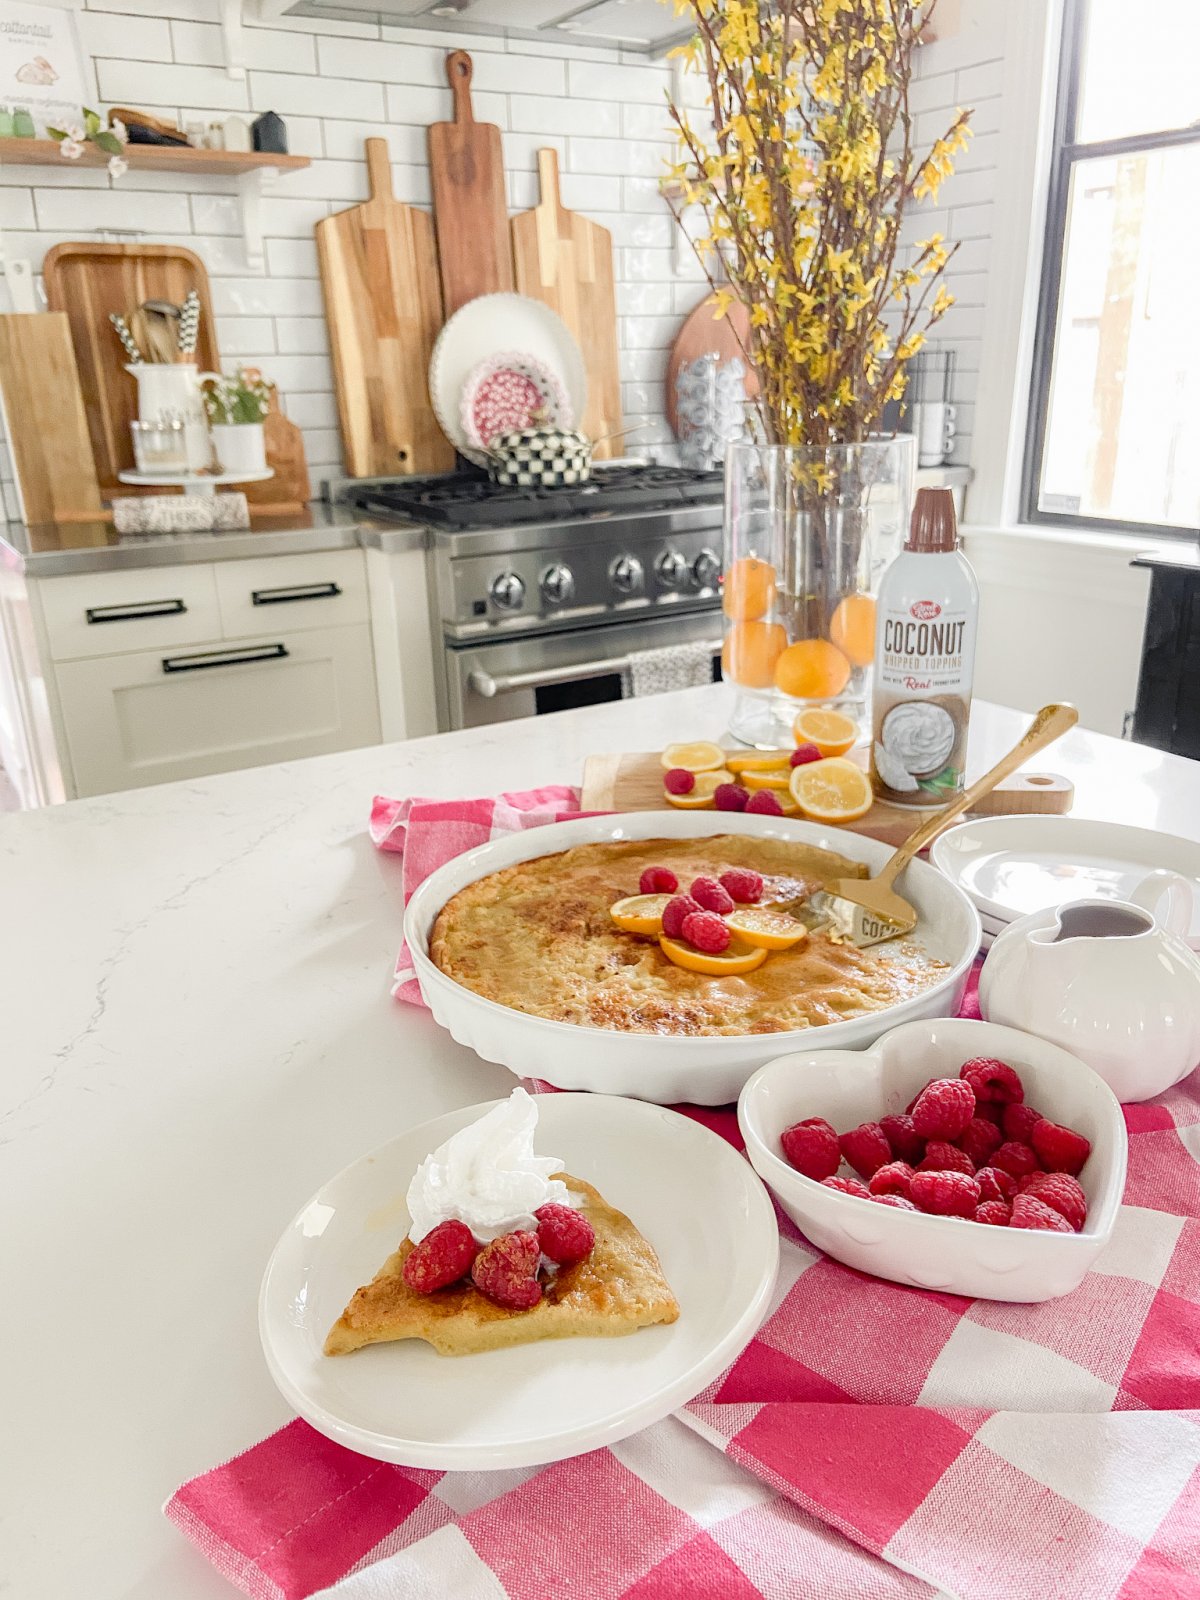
(738, 1017), (1127, 1302)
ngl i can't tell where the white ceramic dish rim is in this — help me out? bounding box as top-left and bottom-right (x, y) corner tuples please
(404, 811), (983, 1063)
(258, 1093), (781, 1469)
(460, 350), (571, 451)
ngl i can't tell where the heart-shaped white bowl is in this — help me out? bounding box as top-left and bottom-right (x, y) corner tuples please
(738, 1018), (1127, 1302)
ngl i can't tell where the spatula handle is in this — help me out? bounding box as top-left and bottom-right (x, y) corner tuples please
(878, 702), (1079, 888)
(446, 50), (474, 123)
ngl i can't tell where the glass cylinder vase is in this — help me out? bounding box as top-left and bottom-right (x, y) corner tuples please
(721, 436), (916, 748)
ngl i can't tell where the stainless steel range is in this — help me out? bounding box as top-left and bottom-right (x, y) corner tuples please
(339, 464), (726, 730)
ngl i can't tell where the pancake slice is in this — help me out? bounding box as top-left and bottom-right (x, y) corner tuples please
(324, 1175), (679, 1358)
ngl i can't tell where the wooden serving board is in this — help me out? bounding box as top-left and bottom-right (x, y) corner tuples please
(317, 138), (453, 478)
(580, 751), (1074, 848)
(428, 49), (514, 316)
(242, 388), (311, 516)
(666, 292), (761, 440)
(0, 313), (103, 525)
(512, 148), (621, 457)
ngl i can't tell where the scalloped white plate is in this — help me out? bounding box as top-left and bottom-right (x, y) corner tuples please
(738, 1017), (1126, 1302)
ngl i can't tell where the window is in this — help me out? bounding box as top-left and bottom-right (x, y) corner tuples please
(1024, 0), (1200, 534)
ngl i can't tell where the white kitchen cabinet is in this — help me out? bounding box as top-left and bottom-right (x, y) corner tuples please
(214, 549), (369, 639)
(38, 564), (223, 662)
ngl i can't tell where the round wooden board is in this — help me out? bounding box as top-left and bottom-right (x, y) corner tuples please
(665, 292), (760, 439)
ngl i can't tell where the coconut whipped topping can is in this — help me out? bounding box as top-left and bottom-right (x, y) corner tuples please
(870, 486), (979, 808)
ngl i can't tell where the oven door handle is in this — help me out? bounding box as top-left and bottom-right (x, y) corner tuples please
(467, 641), (722, 699)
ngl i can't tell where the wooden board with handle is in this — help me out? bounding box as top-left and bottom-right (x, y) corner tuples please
(42, 243), (219, 495)
(242, 387), (311, 517)
(428, 49), (513, 316)
(580, 751), (1074, 849)
(317, 137), (453, 478)
(666, 292), (761, 441)
(511, 148), (620, 457)
(0, 313), (104, 525)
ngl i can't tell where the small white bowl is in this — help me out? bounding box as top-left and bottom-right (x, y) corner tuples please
(738, 1018), (1127, 1302)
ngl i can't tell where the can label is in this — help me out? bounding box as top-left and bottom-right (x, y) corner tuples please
(871, 596), (975, 807)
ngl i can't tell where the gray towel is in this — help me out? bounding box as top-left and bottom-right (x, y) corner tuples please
(624, 640), (716, 698)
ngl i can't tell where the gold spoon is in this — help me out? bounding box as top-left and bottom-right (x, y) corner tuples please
(817, 702), (1079, 946)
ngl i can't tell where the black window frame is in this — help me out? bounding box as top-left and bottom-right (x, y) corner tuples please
(1022, 0), (1200, 538)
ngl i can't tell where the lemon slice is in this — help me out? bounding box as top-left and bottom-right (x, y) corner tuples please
(725, 908), (809, 950)
(793, 707), (858, 758)
(664, 769), (733, 809)
(609, 893), (673, 934)
(789, 756), (874, 823)
(741, 768), (793, 792)
(661, 740), (727, 773)
(658, 935), (769, 976)
(725, 750), (793, 773)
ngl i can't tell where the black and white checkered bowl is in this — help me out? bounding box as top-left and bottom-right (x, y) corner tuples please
(488, 426), (592, 488)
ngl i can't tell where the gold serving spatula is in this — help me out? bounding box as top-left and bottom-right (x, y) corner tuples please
(817, 702), (1079, 947)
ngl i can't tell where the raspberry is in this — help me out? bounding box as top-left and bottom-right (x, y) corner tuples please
(690, 876), (736, 915)
(790, 743), (822, 766)
(471, 1231), (543, 1308)
(402, 1219), (477, 1294)
(976, 1165), (1018, 1203)
(974, 1100), (1006, 1129)
(839, 1121), (893, 1179)
(911, 1078), (975, 1139)
(663, 767), (695, 795)
(959, 1057), (1024, 1105)
(821, 1175), (871, 1197)
(661, 894), (702, 940)
(958, 1115), (1004, 1169)
(872, 1194), (919, 1210)
(1010, 1193), (1073, 1233)
(1019, 1172), (1087, 1232)
(1031, 1119), (1092, 1177)
(714, 783), (749, 812)
(781, 1117), (840, 1181)
(879, 1112), (924, 1164)
(975, 1200), (1012, 1226)
(680, 910), (731, 952)
(991, 1140), (1040, 1179)
(745, 790), (783, 815)
(868, 1160), (915, 1198)
(535, 1202), (596, 1264)
(1003, 1102), (1044, 1143)
(720, 868), (764, 903)
(910, 1169), (980, 1218)
(639, 866), (678, 895)
(918, 1140), (975, 1176)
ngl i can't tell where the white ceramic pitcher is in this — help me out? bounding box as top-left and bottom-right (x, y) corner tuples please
(128, 362), (219, 473)
(978, 874), (1200, 1102)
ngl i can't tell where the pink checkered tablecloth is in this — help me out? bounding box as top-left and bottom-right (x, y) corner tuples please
(166, 791), (1200, 1599)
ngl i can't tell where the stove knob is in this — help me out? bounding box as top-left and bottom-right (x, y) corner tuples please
(692, 548), (721, 590)
(610, 554), (644, 595)
(489, 571), (525, 611)
(655, 549), (688, 590)
(540, 563), (576, 606)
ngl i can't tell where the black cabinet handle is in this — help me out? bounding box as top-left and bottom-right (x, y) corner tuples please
(251, 582), (342, 606)
(87, 598), (186, 624)
(162, 643), (288, 674)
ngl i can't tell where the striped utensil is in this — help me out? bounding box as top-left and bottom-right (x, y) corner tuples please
(109, 312), (142, 363)
(178, 290), (200, 356)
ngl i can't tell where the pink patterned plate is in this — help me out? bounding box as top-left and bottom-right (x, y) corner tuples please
(461, 352), (572, 452)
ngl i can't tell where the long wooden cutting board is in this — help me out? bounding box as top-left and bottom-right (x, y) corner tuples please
(428, 49), (513, 316)
(317, 138), (452, 477)
(512, 148), (620, 457)
(0, 313), (103, 524)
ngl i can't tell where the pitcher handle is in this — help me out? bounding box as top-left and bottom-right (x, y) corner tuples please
(1131, 870), (1198, 945)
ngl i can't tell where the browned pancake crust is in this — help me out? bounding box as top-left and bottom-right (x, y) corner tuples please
(324, 1175), (680, 1358)
(430, 836), (947, 1036)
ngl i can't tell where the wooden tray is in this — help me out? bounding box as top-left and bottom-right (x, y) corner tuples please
(580, 751), (1073, 848)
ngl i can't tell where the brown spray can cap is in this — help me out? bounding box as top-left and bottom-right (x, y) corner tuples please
(906, 486), (959, 552)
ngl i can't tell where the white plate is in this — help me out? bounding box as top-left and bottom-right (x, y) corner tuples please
(429, 294), (587, 467)
(405, 811), (982, 1106)
(932, 815), (1200, 942)
(260, 1093), (779, 1470)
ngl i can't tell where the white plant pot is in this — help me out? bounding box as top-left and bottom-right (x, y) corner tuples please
(210, 422), (267, 476)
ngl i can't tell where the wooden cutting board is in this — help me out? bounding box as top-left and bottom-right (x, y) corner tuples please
(243, 388), (311, 516)
(317, 138), (453, 478)
(666, 292), (761, 440)
(511, 148), (621, 457)
(428, 49), (513, 316)
(42, 242), (219, 495)
(0, 313), (103, 524)
(580, 751), (1074, 848)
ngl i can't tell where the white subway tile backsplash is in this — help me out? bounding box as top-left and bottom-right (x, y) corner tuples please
(261, 353), (333, 393)
(510, 96), (619, 138)
(211, 277), (325, 317)
(567, 59), (671, 105)
(75, 10), (171, 59)
(249, 70), (383, 122)
(317, 35), (443, 85)
(256, 196), (333, 238)
(384, 83), (506, 129)
(0, 191), (36, 230)
(97, 57), (250, 111)
(171, 19), (316, 73)
(92, 0), (218, 21)
(35, 186), (191, 232)
(570, 136), (670, 177)
(621, 102), (677, 144)
(265, 238), (319, 278)
(322, 121), (425, 163)
(217, 316), (277, 354)
(190, 193), (239, 235)
(273, 317), (330, 354)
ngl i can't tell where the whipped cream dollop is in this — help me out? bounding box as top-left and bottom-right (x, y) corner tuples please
(406, 1087), (573, 1244)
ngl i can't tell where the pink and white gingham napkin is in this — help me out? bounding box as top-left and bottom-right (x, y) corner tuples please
(165, 795), (1200, 1600)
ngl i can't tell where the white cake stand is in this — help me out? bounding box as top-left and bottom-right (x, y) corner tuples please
(117, 469), (275, 498)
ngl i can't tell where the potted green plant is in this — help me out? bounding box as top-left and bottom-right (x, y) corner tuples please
(202, 367), (271, 477)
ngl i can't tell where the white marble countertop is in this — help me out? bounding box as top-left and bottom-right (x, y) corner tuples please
(5, 686), (1200, 1599)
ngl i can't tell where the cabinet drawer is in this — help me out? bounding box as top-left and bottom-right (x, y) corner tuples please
(55, 624), (381, 797)
(39, 565), (222, 661)
(215, 550), (368, 639)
